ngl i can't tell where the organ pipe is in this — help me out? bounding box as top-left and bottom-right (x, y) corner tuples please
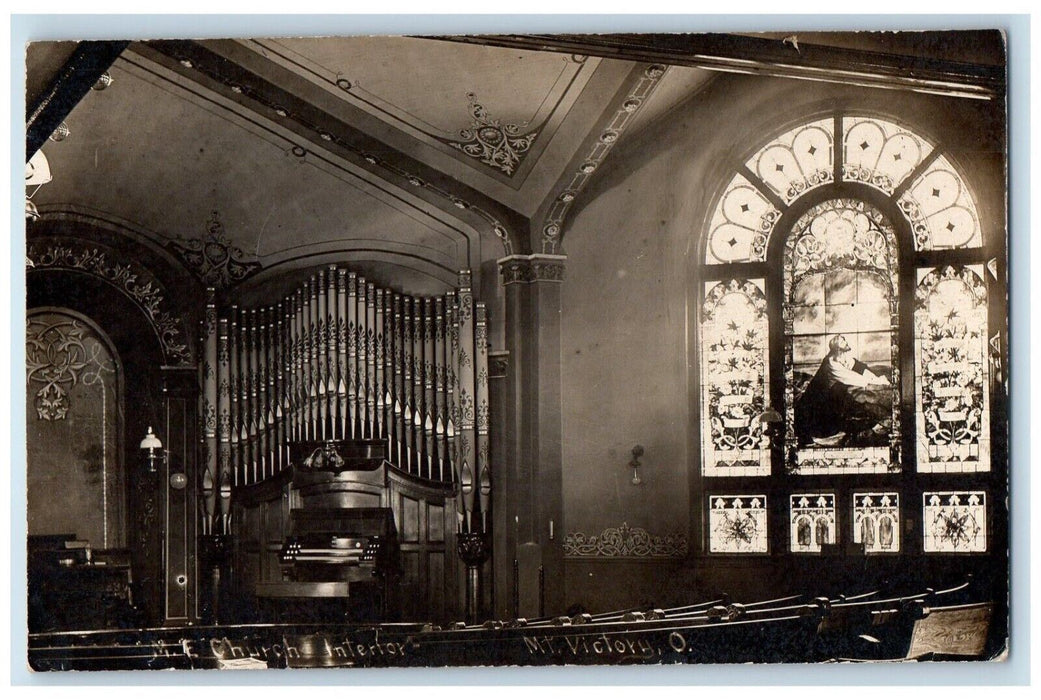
(199, 268), (491, 536)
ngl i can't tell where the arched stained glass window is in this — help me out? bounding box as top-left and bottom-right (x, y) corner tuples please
(745, 118), (834, 204)
(915, 265), (990, 472)
(700, 279), (771, 476)
(783, 200), (900, 474)
(697, 112), (996, 556)
(898, 155), (983, 250)
(842, 116), (934, 194)
(704, 173), (779, 264)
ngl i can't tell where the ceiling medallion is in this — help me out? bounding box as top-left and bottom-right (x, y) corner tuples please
(168, 210), (262, 290)
(446, 92), (539, 176)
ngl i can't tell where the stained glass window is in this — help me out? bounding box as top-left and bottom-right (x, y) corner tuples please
(704, 173), (780, 264)
(709, 495), (768, 553)
(789, 494), (837, 553)
(915, 266), (990, 472)
(923, 491), (987, 553)
(783, 199), (899, 474)
(700, 279), (770, 476)
(853, 493), (900, 554)
(842, 117), (933, 194)
(897, 155), (983, 250)
(745, 118), (835, 204)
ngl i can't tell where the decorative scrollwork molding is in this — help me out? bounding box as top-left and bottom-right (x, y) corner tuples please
(446, 92), (539, 176)
(564, 522), (688, 558)
(26, 237), (193, 366)
(168, 210), (261, 289)
(540, 64), (668, 254)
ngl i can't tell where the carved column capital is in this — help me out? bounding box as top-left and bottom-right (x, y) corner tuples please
(497, 254), (567, 285)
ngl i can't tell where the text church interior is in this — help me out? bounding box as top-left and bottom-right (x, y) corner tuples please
(23, 30), (1010, 669)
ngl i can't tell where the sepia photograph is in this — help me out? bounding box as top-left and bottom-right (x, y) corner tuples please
(18, 21), (1013, 673)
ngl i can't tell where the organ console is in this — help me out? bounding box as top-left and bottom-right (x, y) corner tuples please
(199, 268), (492, 622)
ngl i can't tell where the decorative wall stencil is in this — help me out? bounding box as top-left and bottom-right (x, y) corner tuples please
(26, 315), (116, 421)
(898, 154), (983, 250)
(700, 279), (771, 476)
(168, 210), (261, 289)
(783, 199), (900, 475)
(708, 495), (768, 554)
(853, 493), (900, 554)
(150, 42), (517, 255)
(446, 93), (539, 175)
(923, 491), (986, 553)
(746, 118), (834, 204)
(563, 522), (688, 558)
(26, 237), (192, 366)
(914, 265), (990, 472)
(541, 64), (669, 253)
(842, 116), (933, 194)
(789, 494), (837, 553)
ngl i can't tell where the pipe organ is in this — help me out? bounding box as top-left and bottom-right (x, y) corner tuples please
(197, 267), (492, 546)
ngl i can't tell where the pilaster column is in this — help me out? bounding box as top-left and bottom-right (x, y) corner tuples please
(495, 254), (566, 618)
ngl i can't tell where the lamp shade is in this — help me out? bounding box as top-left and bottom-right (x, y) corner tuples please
(140, 426), (163, 450)
(26, 150), (52, 187)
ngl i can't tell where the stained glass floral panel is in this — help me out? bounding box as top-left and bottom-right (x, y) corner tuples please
(709, 495), (768, 553)
(853, 493), (900, 554)
(915, 265), (990, 473)
(704, 172), (780, 264)
(897, 154), (982, 250)
(923, 491), (986, 553)
(701, 279), (770, 477)
(842, 116), (933, 194)
(789, 494), (837, 553)
(745, 118), (834, 204)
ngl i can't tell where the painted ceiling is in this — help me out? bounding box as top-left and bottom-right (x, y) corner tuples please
(28, 36), (710, 298)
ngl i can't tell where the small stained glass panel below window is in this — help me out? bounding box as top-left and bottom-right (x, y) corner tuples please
(789, 494), (837, 553)
(915, 265), (990, 473)
(704, 172), (780, 264)
(923, 491), (986, 553)
(745, 118), (834, 204)
(842, 116), (934, 194)
(709, 495), (768, 554)
(897, 154), (983, 250)
(701, 279), (771, 477)
(853, 493), (900, 554)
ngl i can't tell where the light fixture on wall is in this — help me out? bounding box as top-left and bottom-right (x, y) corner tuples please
(140, 426), (164, 473)
(629, 444), (645, 486)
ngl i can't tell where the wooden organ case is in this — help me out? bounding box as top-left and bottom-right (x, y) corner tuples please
(196, 268), (492, 624)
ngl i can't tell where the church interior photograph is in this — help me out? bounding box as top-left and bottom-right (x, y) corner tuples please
(22, 28), (1010, 669)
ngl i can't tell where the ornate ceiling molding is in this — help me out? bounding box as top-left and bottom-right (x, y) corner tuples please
(26, 236), (194, 366)
(168, 210), (262, 290)
(246, 39), (593, 185)
(539, 64), (669, 254)
(564, 522), (688, 558)
(135, 40), (522, 256)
